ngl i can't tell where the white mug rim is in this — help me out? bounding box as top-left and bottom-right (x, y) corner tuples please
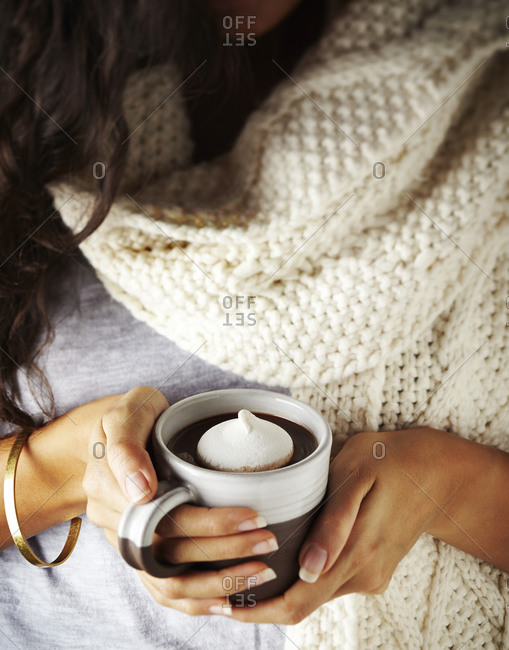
(153, 388), (331, 477)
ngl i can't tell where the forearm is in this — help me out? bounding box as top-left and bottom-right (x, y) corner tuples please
(0, 394), (120, 551)
(426, 434), (509, 573)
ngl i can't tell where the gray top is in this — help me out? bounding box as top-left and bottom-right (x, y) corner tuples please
(0, 254), (288, 650)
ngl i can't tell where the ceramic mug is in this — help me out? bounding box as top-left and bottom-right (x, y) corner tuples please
(117, 388), (332, 602)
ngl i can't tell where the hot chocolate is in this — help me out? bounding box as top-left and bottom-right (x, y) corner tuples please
(167, 412), (320, 604)
(118, 389), (332, 606)
(168, 412), (318, 470)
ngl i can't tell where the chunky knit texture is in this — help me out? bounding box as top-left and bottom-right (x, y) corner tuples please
(50, 0), (509, 647)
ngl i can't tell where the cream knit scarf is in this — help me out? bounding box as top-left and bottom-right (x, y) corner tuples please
(51, 0), (509, 646)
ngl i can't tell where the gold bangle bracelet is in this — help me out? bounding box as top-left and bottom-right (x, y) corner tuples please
(3, 428), (81, 567)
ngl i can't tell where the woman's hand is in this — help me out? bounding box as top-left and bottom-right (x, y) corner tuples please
(83, 386), (279, 615)
(221, 427), (509, 624)
(84, 394), (509, 622)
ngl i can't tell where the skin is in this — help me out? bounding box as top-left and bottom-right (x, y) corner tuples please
(1, 386), (508, 625)
(205, 0), (303, 37)
(1, 0), (508, 628)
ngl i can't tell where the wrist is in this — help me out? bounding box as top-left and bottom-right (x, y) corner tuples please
(424, 433), (494, 541)
(71, 393), (124, 467)
(31, 393), (124, 518)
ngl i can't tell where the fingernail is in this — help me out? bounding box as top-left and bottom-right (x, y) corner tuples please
(252, 538), (279, 555)
(250, 567), (277, 586)
(299, 544), (328, 583)
(209, 604), (232, 616)
(125, 471), (150, 503)
(237, 515), (267, 531)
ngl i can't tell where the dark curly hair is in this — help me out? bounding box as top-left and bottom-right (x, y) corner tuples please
(0, 0), (325, 436)
(0, 0), (243, 435)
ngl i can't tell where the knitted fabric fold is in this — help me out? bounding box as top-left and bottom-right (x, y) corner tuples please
(50, 0), (509, 646)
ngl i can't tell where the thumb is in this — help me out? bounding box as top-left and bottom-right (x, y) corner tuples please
(103, 386), (169, 504)
(298, 468), (372, 583)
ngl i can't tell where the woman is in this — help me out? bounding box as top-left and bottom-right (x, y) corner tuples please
(1, 0), (508, 648)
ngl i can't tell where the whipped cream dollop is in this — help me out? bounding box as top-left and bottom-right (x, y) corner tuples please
(196, 410), (294, 472)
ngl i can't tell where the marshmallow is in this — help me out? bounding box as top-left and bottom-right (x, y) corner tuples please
(196, 410), (294, 472)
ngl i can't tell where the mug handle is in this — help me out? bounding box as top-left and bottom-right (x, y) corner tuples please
(118, 480), (197, 578)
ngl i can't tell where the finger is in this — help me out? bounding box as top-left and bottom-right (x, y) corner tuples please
(224, 579), (323, 624)
(102, 386), (169, 503)
(86, 497), (123, 531)
(106, 525), (277, 602)
(300, 486), (392, 597)
(137, 572), (243, 617)
(225, 542), (367, 625)
(156, 528), (279, 563)
(137, 592), (237, 618)
(92, 502), (270, 550)
(226, 543), (393, 625)
(85, 430), (129, 514)
(298, 463), (374, 583)
(104, 527), (119, 549)
(137, 560), (276, 600)
(156, 504), (268, 538)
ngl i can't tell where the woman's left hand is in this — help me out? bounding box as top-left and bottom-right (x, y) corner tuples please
(224, 426), (470, 624)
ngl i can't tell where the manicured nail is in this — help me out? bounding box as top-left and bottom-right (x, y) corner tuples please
(252, 538), (279, 555)
(125, 471), (150, 503)
(299, 544), (328, 583)
(250, 567), (277, 586)
(209, 604), (232, 616)
(237, 515), (267, 531)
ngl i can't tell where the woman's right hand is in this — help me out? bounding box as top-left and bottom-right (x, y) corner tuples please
(83, 386), (278, 615)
